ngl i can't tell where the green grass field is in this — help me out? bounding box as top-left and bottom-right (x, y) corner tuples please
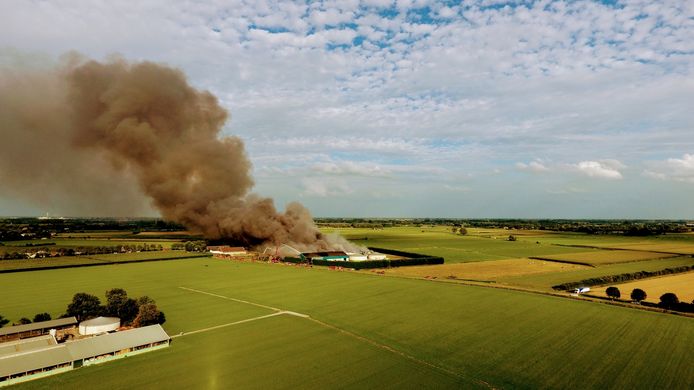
(3, 259), (693, 389)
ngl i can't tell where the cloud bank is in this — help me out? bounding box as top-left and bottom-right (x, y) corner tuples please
(1, 1), (693, 218)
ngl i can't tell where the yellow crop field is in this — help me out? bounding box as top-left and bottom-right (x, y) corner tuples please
(594, 272), (694, 303)
(535, 250), (673, 266)
(382, 258), (586, 281)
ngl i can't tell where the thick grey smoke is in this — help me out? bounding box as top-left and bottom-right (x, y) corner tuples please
(0, 55), (357, 251)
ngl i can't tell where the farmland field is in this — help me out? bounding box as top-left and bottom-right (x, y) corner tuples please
(382, 258), (587, 281)
(593, 272), (694, 304)
(326, 227), (599, 263)
(591, 243), (694, 255)
(2, 258), (694, 389)
(499, 256), (694, 290)
(533, 250), (675, 266)
(0, 251), (209, 272)
(0, 238), (180, 250)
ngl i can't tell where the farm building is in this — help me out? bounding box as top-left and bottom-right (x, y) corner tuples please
(0, 317), (77, 343)
(345, 253), (386, 261)
(300, 251), (388, 262)
(78, 317), (120, 335)
(302, 251), (350, 261)
(0, 324), (170, 387)
(207, 246), (247, 258)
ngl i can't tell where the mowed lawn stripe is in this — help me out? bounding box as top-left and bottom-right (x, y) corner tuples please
(18, 315), (470, 390)
(178, 286), (486, 387)
(180, 261), (694, 389)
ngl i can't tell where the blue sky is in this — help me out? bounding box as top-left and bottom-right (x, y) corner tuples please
(1, 0), (693, 218)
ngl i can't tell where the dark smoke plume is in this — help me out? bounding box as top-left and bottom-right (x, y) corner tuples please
(0, 54), (358, 252)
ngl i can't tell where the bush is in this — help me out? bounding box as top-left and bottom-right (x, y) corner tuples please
(66, 293), (103, 321)
(33, 312), (52, 322)
(630, 288), (646, 303)
(659, 293), (679, 310)
(606, 286), (621, 299)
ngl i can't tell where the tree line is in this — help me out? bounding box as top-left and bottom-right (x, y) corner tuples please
(1, 244), (164, 260)
(0, 288), (165, 329)
(605, 287), (694, 313)
(171, 241), (207, 252)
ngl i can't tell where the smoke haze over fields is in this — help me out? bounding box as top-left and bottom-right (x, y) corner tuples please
(0, 55), (356, 251)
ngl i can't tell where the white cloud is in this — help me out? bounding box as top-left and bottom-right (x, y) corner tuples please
(516, 160), (550, 173)
(311, 161), (392, 177)
(643, 154), (694, 182)
(300, 178), (353, 197)
(573, 160), (625, 180)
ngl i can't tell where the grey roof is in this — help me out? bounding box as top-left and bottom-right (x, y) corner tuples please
(66, 325), (169, 360)
(0, 317), (77, 337)
(0, 335), (57, 358)
(0, 325), (169, 377)
(79, 317), (120, 327)
(0, 345), (72, 377)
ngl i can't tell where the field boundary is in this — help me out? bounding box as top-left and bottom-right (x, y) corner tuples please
(528, 256), (595, 267)
(171, 312), (285, 338)
(172, 310), (314, 338)
(178, 286), (281, 312)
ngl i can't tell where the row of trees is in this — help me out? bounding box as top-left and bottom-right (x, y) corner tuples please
(450, 227), (468, 235)
(66, 289), (166, 326)
(0, 218), (186, 242)
(171, 241), (207, 252)
(605, 287), (694, 312)
(317, 218), (693, 234)
(552, 265), (694, 291)
(0, 289), (166, 329)
(0, 312), (53, 327)
(1, 244), (165, 260)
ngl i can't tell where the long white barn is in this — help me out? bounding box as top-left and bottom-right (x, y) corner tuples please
(0, 324), (170, 387)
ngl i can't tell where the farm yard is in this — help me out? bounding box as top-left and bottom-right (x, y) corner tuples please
(2, 258), (694, 389)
